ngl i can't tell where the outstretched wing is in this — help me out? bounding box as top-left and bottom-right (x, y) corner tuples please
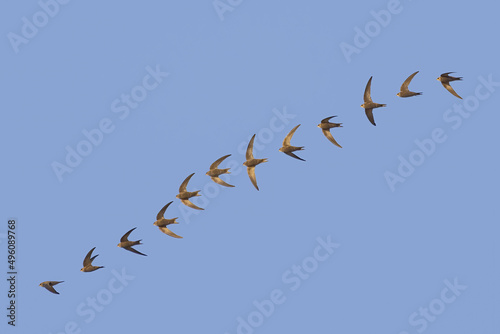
(159, 226), (183, 239)
(282, 124), (301, 146)
(179, 173), (195, 192)
(285, 152), (306, 161)
(83, 247), (96, 267)
(45, 284), (60, 294)
(442, 82), (462, 99)
(181, 199), (204, 210)
(321, 129), (342, 148)
(156, 201), (172, 220)
(125, 246), (147, 256)
(210, 154), (231, 170)
(247, 167), (259, 190)
(364, 76), (373, 103)
(211, 176), (235, 187)
(120, 227), (136, 243)
(321, 116), (336, 124)
(365, 108), (376, 126)
(246, 134), (256, 160)
(401, 71), (419, 92)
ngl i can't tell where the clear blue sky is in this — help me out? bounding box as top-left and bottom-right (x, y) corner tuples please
(1, 1), (499, 333)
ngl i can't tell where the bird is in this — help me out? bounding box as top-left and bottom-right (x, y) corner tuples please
(317, 116), (342, 148)
(206, 154), (235, 187)
(117, 227), (147, 256)
(39, 281), (64, 294)
(176, 173), (204, 210)
(80, 247), (104, 272)
(397, 71), (422, 97)
(279, 124), (305, 161)
(243, 134), (268, 190)
(437, 72), (463, 99)
(361, 76), (386, 126)
(154, 201), (182, 239)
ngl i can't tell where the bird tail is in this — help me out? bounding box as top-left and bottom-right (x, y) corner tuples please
(222, 168), (231, 174)
(135, 240), (142, 245)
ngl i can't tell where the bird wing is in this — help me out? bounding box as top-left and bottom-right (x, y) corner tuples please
(246, 134), (256, 160)
(45, 284), (60, 294)
(364, 76), (373, 103)
(83, 247), (96, 267)
(321, 129), (342, 148)
(156, 201), (172, 220)
(181, 199), (204, 210)
(120, 227), (136, 243)
(285, 152), (306, 161)
(247, 167), (259, 190)
(321, 116), (336, 123)
(125, 246), (147, 256)
(210, 154), (231, 170)
(211, 176), (235, 187)
(401, 71), (419, 92)
(441, 72), (455, 78)
(159, 226), (183, 239)
(179, 173), (195, 192)
(282, 124), (301, 146)
(442, 82), (462, 99)
(365, 108), (376, 126)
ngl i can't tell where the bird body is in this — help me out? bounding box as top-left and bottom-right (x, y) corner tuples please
(39, 281), (64, 294)
(279, 124), (305, 161)
(397, 71), (422, 97)
(117, 227), (147, 256)
(437, 72), (463, 99)
(206, 154), (234, 187)
(243, 134), (267, 190)
(318, 116), (342, 148)
(361, 76), (386, 126)
(80, 247), (104, 272)
(176, 173), (204, 210)
(154, 201), (182, 238)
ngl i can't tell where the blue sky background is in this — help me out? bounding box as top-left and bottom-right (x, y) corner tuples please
(1, 0), (499, 333)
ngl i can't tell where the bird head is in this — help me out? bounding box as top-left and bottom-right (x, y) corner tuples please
(436, 77), (440, 81)
(278, 147), (283, 152)
(396, 92), (400, 97)
(360, 104), (364, 108)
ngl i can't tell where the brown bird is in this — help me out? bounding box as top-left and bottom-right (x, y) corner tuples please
(117, 227), (147, 256)
(317, 116), (342, 148)
(437, 72), (462, 99)
(243, 134), (268, 190)
(80, 247), (104, 272)
(206, 154), (234, 187)
(279, 124), (305, 161)
(397, 71), (422, 97)
(154, 201), (182, 239)
(361, 76), (386, 126)
(176, 173), (204, 210)
(39, 281), (64, 294)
